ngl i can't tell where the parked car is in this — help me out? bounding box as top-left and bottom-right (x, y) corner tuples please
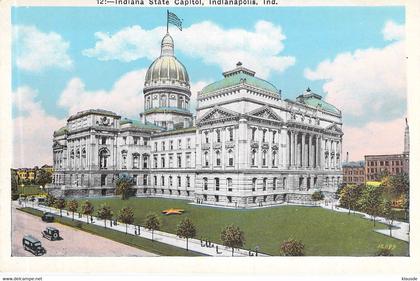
(41, 212), (55, 222)
(42, 226), (61, 241)
(22, 235), (46, 256)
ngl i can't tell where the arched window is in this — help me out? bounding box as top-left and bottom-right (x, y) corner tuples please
(215, 150), (221, 166)
(252, 178), (257, 191)
(228, 127), (234, 141)
(228, 149), (234, 166)
(227, 178), (233, 192)
(272, 151), (277, 167)
(204, 151), (209, 167)
(132, 153), (140, 169)
(262, 150), (267, 166)
(251, 150), (256, 166)
(99, 149), (109, 169)
(203, 177), (208, 190)
(143, 154), (148, 168)
(121, 150), (127, 169)
(215, 178), (220, 191)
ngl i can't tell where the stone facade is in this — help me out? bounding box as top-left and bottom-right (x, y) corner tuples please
(48, 31), (344, 208)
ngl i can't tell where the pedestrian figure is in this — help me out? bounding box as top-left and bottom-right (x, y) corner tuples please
(90, 216), (93, 223)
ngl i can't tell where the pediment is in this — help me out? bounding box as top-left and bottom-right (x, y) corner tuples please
(248, 105), (283, 122)
(325, 123), (343, 134)
(198, 106), (239, 124)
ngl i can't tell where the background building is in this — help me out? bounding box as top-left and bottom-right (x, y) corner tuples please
(364, 119), (409, 182)
(342, 161), (365, 185)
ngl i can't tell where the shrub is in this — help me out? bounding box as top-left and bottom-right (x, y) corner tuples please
(311, 191), (324, 201)
(280, 238), (305, 256)
(375, 244), (395, 256)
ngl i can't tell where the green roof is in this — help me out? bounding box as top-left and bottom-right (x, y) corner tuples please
(144, 107), (192, 115)
(301, 97), (340, 114)
(120, 118), (162, 130)
(201, 70), (279, 95)
(54, 126), (68, 136)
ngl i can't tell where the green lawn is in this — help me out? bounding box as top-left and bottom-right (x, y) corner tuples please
(18, 207), (203, 256)
(71, 197), (409, 256)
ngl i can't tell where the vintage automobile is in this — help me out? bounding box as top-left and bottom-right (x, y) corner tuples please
(41, 226), (61, 241)
(41, 212), (55, 222)
(22, 235), (46, 256)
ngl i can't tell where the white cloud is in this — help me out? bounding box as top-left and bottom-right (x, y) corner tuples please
(58, 69), (147, 118)
(13, 25), (73, 72)
(304, 21), (406, 123)
(13, 87), (64, 167)
(343, 118), (405, 161)
(83, 21), (295, 79)
(382, 20), (405, 41)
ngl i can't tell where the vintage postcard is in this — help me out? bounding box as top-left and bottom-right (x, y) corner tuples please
(1, 0), (420, 278)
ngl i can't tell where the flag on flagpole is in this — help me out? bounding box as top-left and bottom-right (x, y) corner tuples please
(167, 10), (183, 31)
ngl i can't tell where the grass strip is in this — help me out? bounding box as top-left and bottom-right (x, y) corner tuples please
(18, 207), (204, 257)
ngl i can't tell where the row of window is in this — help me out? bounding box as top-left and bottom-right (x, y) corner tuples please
(201, 177), (287, 192)
(367, 160), (403, 167)
(203, 127), (235, 143)
(154, 138), (192, 151)
(152, 175), (192, 188)
(153, 153), (192, 168)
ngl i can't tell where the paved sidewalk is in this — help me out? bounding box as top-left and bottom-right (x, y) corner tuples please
(319, 201), (409, 242)
(18, 201), (268, 257)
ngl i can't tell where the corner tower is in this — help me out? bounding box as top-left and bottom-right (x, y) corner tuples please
(143, 32), (192, 129)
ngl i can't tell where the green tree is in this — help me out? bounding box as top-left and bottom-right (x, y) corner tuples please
(144, 213), (161, 241)
(358, 184), (383, 226)
(67, 200), (79, 221)
(280, 238), (305, 256)
(220, 224), (245, 256)
(35, 169), (52, 187)
(176, 218), (197, 251)
(381, 198), (395, 237)
(46, 194), (56, 208)
(11, 170), (19, 200)
(401, 193), (409, 221)
(118, 207), (134, 234)
(97, 204), (114, 228)
(54, 198), (66, 217)
(81, 201), (94, 224)
(390, 173), (409, 196)
(375, 244), (395, 256)
(115, 174), (135, 200)
(339, 184), (361, 214)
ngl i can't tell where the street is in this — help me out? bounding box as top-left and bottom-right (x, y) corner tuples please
(11, 205), (157, 257)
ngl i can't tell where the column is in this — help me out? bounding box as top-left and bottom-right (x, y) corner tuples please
(301, 133), (305, 168)
(293, 132), (297, 168)
(309, 134), (313, 168)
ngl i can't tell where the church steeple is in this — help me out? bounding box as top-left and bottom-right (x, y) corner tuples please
(404, 117), (409, 153)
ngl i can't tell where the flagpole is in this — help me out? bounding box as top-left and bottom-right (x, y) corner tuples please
(166, 10), (169, 33)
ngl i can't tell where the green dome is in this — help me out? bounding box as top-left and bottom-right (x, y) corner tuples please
(296, 88), (340, 115)
(201, 63), (279, 95)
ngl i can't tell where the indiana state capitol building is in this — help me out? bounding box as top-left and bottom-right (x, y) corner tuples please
(48, 31), (344, 208)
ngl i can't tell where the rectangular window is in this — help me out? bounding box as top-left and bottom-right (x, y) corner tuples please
(162, 141), (165, 151)
(170, 140), (174, 150)
(154, 142), (158, 151)
(186, 176), (190, 187)
(187, 138), (191, 148)
(143, 175), (148, 185)
(133, 137), (139, 145)
(178, 139), (182, 149)
(215, 178), (220, 191)
(178, 176), (181, 187)
(186, 154), (191, 168)
(177, 154), (182, 168)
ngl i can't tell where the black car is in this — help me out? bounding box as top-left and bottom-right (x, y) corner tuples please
(41, 212), (55, 222)
(22, 235), (46, 256)
(42, 226), (61, 241)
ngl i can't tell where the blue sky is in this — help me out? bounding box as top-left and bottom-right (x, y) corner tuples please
(11, 6), (406, 167)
